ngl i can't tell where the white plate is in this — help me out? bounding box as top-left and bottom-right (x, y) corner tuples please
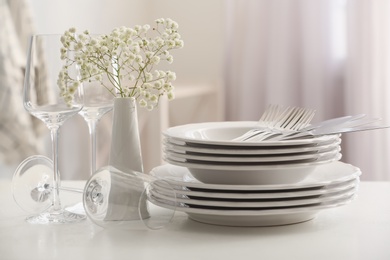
(154, 193), (356, 226)
(157, 178), (358, 199)
(153, 185), (357, 208)
(164, 146), (341, 163)
(164, 138), (341, 155)
(150, 161), (361, 191)
(163, 121), (340, 147)
(164, 153), (342, 185)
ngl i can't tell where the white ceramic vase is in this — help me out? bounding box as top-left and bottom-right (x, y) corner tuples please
(109, 97), (143, 173)
(105, 97), (148, 221)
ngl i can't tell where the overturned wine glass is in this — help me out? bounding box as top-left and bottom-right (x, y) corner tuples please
(12, 155), (177, 230)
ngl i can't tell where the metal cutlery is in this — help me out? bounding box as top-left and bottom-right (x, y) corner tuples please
(232, 105), (316, 142)
(263, 115), (386, 141)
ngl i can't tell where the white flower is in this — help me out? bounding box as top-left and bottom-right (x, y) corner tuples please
(142, 24), (150, 32)
(134, 25), (141, 32)
(163, 83), (171, 91)
(154, 81), (161, 88)
(151, 56), (160, 65)
(135, 55), (143, 63)
(155, 18), (165, 24)
(166, 55), (173, 64)
(167, 71), (176, 81)
(175, 40), (184, 48)
(58, 18), (183, 110)
(139, 99), (147, 107)
(167, 91), (175, 100)
(145, 73), (153, 81)
(171, 21), (179, 30)
(150, 94), (158, 103)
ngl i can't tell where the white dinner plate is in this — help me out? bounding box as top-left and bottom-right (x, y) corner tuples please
(163, 121), (340, 147)
(153, 185), (357, 208)
(163, 153), (342, 185)
(163, 137), (341, 155)
(164, 152), (340, 170)
(149, 161), (361, 191)
(154, 178), (358, 199)
(153, 193), (357, 226)
(164, 146), (341, 164)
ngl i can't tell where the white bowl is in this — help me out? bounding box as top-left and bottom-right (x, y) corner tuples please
(188, 166), (316, 185)
(164, 153), (342, 185)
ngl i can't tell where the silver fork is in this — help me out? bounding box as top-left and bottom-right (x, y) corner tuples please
(258, 104), (284, 128)
(270, 115), (383, 141)
(232, 105), (315, 142)
(231, 104), (284, 141)
(247, 107), (316, 142)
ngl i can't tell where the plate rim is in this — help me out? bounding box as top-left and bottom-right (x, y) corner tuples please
(163, 153), (342, 171)
(163, 121), (340, 147)
(155, 193), (356, 216)
(153, 185), (357, 208)
(164, 137), (342, 155)
(164, 147), (341, 163)
(149, 161), (362, 191)
(157, 178), (359, 199)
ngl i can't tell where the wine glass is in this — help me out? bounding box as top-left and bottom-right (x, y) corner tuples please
(83, 165), (177, 230)
(13, 155), (177, 230)
(78, 81), (114, 175)
(16, 34), (85, 224)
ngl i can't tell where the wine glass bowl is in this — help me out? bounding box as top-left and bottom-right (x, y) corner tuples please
(78, 82), (114, 121)
(19, 34), (85, 224)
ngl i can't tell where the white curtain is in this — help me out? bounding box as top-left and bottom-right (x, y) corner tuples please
(225, 0), (390, 181)
(343, 0), (390, 180)
(225, 0), (346, 121)
(0, 0), (44, 167)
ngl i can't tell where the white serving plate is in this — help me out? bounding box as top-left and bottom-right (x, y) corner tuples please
(163, 121), (340, 147)
(163, 137), (341, 155)
(163, 153), (342, 185)
(153, 193), (356, 226)
(149, 161), (361, 191)
(164, 146), (341, 163)
(153, 185), (357, 208)
(155, 178), (358, 199)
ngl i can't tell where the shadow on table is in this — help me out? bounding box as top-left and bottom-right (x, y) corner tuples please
(88, 209), (341, 244)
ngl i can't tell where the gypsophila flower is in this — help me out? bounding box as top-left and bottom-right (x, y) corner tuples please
(167, 92), (175, 100)
(58, 18), (183, 109)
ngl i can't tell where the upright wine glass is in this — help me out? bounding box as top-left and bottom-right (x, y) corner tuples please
(16, 34), (85, 224)
(78, 81), (114, 175)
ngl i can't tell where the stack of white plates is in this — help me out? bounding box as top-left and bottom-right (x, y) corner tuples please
(152, 121), (359, 226)
(162, 121), (342, 185)
(150, 161), (361, 226)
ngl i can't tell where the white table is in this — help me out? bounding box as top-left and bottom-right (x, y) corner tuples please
(1, 180), (389, 260)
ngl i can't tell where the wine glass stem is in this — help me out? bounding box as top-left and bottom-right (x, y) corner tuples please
(50, 127), (62, 211)
(87, 120), (98, 175)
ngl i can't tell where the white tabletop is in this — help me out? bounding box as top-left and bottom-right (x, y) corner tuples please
(0, 180), (389, 260)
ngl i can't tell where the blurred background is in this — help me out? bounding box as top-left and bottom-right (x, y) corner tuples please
(1, 0), (390, 181)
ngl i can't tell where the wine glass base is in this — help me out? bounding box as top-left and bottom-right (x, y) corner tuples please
(25, 208), (86, 224)
(65, 202), (86, 215)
